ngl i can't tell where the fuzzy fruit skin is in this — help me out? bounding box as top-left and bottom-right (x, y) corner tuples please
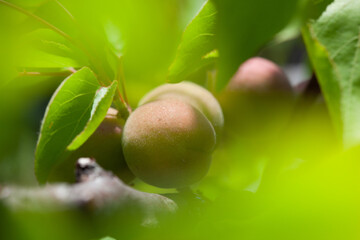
(227, 57), (292, 94)
(219, 57), (294, 145)
(122, 99), (216, 188)
(138, 81), (224, 137)
(49, 108), (134, 183)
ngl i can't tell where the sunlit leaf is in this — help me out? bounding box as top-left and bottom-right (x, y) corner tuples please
(67, 80), (117, 151)
(35, 67), (105, 183)
(168, 0), (217, 82)
(302, 0), (360, 148)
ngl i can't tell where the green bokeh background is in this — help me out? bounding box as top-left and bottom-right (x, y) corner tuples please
(2, 0), (359, 239)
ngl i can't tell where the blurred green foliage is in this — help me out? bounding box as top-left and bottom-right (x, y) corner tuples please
(213, 0), (299, 90)
(2, 0), (360, 239)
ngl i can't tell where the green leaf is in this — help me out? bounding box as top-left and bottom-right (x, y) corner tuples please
(302, 26), (342, 141)
(213, 0), (298, 90)
(168, 0), (217, 82)
(99, 237), (116, 240)
(27, 0), (78, 37)
(16, 28), (88, 68)
(67, 80), (117, 151)
(302, 0), (360, 148)
(35, 67), (104, 184)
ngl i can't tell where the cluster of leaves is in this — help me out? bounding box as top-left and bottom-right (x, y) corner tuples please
(3, 0), (360, 239)
(0, 0), (304, 184)
(0, 0), (189, 183)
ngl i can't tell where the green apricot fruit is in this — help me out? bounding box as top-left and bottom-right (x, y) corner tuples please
(49, 108), (134, 183)
(219, 57), (294, 144)
(138, 81), (224, 137)
(122, 99), (216, 188)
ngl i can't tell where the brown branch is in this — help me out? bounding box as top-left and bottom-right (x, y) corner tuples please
(0, 158), (177, 227)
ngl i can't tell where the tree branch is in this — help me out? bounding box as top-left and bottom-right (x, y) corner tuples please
(0, 158), (177, 227)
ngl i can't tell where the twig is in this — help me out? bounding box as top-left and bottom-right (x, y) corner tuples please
(18, 69), (76, 77)
(0, 158), (177, 227)
(54, 0), (75, 21)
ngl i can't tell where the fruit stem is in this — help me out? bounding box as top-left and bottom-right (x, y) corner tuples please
(117, 56), (132, 114)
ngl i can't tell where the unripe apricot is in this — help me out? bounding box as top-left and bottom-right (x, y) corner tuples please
(227, 57), (292, 93)
(74, 108), (134, 182)
(122, 99), (216, 188)
(219, 57), (294, 144)
(138, 81), (224, 137)
(49, 108), (134, 183)
(220, 57), (293, 114)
